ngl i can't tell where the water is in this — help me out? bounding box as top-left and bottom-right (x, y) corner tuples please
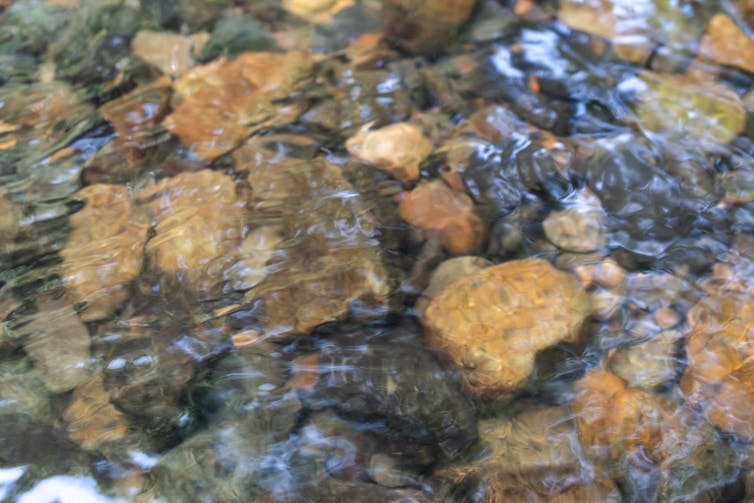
(1, 0), (754, 501)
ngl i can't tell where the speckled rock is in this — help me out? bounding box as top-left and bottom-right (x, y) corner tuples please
(423, 258), (590, 398)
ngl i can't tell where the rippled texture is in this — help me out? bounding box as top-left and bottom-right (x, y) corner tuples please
(1, 0), (754, 501)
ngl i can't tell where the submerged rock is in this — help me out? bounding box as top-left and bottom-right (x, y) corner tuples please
(609, 329), (683, 390)
(346, 122), (432, 183)
(416, 256), (491, 314)
(306, 323), (478, 461)
(543, 188), (607, 253)
(95, 316), (227, 430)
(61, 184), (149, 321)
(63, 372), (129, 450)
(382, 0), (477, 55)
(98, 77), (172, 167)
(139, 170), (243, 295)
(398, 179), (484, 255)
(163, 51), (314, 160)
(423, 258), (590, 398)
(629, 71), (746, 147)
(681, 290), (754, 441)
(131, 29), (210, 77)
(573, 369), (740, 501)
(446, 406), (620, 502)
(22, 299), (91, 393)
(244, 159), (388, 336)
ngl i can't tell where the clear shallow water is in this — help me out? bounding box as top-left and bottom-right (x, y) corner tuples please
(1, 0), (754, 501)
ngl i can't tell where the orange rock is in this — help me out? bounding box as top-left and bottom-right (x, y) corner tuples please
(382, 0), (477, 55)
(681, 291), (754, 440)
(346, 122), (432, 183)
(163, 51), (313, 160)
(140, 170), (243, 294)
(61, 185), (149, 321)
(574, 371), (668, 461)
(398, 180), (484, 255)
(64, 373), (129, 450)
(423, 258), (590, 397)
(700, 13), (754, 74)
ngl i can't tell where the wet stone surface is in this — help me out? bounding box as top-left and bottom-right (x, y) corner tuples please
(2, 0), (754, 501)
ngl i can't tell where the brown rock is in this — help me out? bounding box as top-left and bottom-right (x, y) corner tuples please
(63, 373), (129, 450)
(423, 258), (590, 397)
(700, 13), (754, 74)
(98, 77), (172, 166)
(398, 180), (484, 255)
(131, 30), (210, 77)
(346, 122), (432, 183)
(61, 184), (149, 321)
(163, 51), (313, 160)
(681, 291), (754, 440)
(139, 170), (243, 294)
(446, 406), (620, 502)
(382, 0), (477, 55)
(244, 159), (389, 336)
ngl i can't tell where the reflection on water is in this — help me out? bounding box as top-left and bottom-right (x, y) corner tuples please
(1, 0), (754, 501)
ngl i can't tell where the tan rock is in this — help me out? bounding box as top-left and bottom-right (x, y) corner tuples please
(64, 373), (129, 450)
(398, 180), (484, 255)
(423, 258), (590, 397)
(382, 0), (477, 55)
(163, 51), (313, 160)
(61, 184), (149, 321)
(681, 291), (754, 440)
(140, 170), (243, 294)
(609, 329), (682, 389)
(131, 30), (210, 77)
(543, 188), (606, 253)
(282, 0), (355, 23)
(346, 122), (432, 182)
(700, 13), (754, 74)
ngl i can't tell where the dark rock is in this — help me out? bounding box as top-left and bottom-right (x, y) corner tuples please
(304, 322), (478, 462)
